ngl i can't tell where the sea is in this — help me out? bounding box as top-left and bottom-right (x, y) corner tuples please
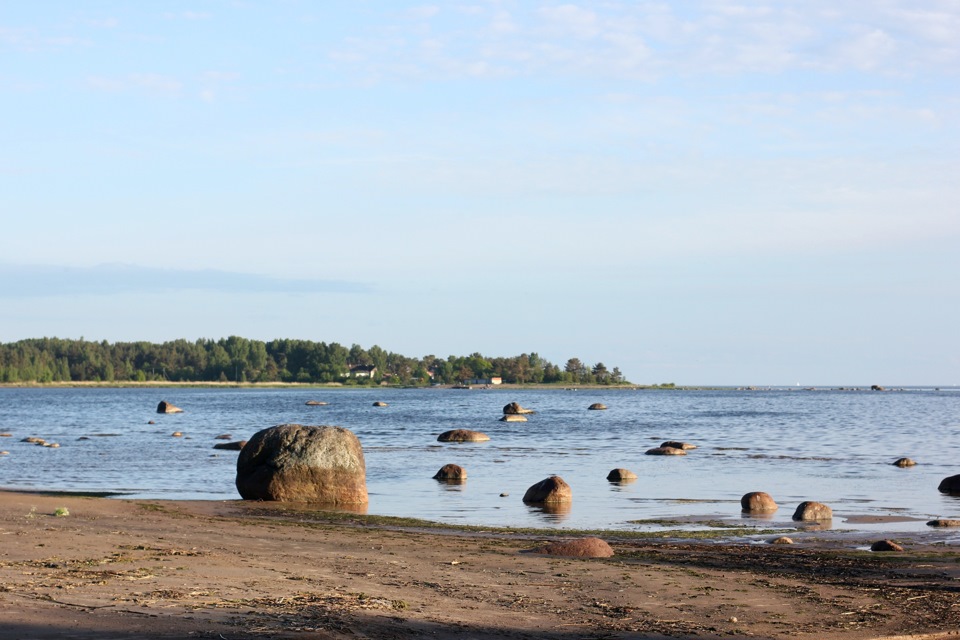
(2, 386), (959, 539)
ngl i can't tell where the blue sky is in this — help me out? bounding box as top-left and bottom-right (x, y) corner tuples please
(1, 1), (958, 385)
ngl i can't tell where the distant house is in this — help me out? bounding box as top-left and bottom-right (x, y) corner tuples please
(348, 365), (377, 378)
(468, 377), (502, 385)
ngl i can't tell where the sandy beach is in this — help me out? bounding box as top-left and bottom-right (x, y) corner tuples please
(1, 491), (959, 639)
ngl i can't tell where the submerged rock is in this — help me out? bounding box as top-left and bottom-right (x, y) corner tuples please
(437, 429), (490, 443)
(893, 457), (917, 467)
(645, 446), (686, 456)
(213, 440), (246, 451)
(305, 400), (328, 406)
(499, 414), (527, 422)
(587, 403), (607, 410)
(661, 441), (697, 450)
(769, 536), (794, 545)
(372, 401), (388, 407)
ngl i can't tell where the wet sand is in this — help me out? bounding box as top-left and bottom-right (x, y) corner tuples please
(2, 490), (960, 639)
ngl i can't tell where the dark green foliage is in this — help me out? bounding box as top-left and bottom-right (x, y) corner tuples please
(0, 337), (630, 386)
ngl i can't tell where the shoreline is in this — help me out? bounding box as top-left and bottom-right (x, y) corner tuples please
(2, 490), (960, 639)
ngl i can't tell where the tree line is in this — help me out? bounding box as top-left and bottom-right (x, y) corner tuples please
(0, 337), (629, 386)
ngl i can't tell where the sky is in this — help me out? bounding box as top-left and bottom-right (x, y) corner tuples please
(1, 1), (958, 386)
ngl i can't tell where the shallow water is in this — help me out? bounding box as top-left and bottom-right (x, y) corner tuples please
(1, 386), (959, 536)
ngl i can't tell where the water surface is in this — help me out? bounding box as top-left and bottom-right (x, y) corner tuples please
(2, 387), (958, 536)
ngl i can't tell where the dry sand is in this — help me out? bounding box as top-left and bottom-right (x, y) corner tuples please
(2, 490), (959, 639)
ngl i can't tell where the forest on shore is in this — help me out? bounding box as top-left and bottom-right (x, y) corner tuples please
(0, 337), (630, 386)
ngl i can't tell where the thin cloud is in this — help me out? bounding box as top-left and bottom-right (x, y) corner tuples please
(324, 1), (959, 82)
(0, 264), (372, 298)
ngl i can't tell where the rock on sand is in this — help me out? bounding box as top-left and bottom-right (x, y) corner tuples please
(527, 537), (613, 558)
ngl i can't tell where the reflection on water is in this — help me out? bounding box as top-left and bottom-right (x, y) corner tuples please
(1, 386), (959, 535)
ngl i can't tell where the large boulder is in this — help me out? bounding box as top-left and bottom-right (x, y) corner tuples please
(523, 475), (572, 504)
(528, 537), (613, 558)
(503, 402), (535, 415)
(938, 474), (960, 495)
(236, 424), (367, 504)
(157, 401), (183, 414)
(437, 429), (490, 442)
(792, 501), (832, 521)
(741, 491), (778, 513)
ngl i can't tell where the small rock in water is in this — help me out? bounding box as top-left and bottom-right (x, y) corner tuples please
(926, 519), (960, 528)
(645, 446), (686, 456)
(792, 501), (832, 521)
(769, 536), (794, 545)
(661, 441), (697, 450)
(606, 468), (638, 482)
(893, 457), (916, 467)
(171, 432), (183, 437)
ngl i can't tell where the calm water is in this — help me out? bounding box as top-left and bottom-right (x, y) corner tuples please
(2, 387), (959, 536)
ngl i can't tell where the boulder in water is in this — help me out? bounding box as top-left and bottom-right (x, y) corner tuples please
(433, 464), (467, 481)
(645, 446), (686, 456)
(741, 491), (778, 513)
(437, 429), (490, 443)
(606, 468), (637, 482)
(502, 402), (535, 415)
(938, 474), (960, 495)
(522, 475), (572, 504)
(792, 501), (832, 521)
(661, 441), (697, 450)
(157, 401), (183, 414)
(236, 424), (367, 504)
